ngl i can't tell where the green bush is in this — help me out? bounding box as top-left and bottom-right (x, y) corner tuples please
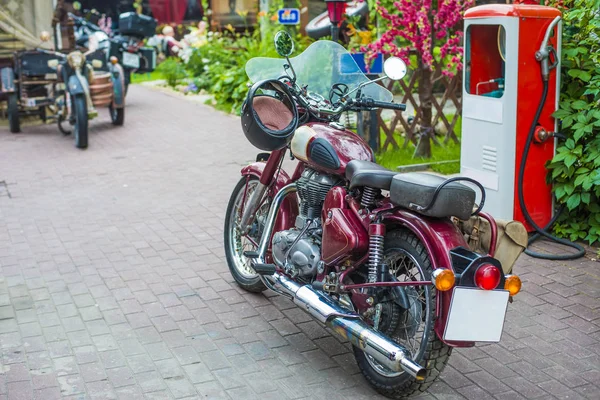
(182, 1), (310, 114)
(546, 0), (600, 244)
(156, 58), (187, 88)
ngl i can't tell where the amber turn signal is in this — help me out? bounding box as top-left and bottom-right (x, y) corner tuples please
(504, 275), (522, 296)
(110, 56), (118, 65)
(431, 268), (455, 292)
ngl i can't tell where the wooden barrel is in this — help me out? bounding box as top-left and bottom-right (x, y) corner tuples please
(90, 72), (113, 107)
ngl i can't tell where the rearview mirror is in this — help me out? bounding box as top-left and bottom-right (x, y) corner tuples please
(274, 31), (294, 58)
(384, 57), (407, 81)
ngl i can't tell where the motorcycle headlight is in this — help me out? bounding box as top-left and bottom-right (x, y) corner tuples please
(67, 51), (84, 69)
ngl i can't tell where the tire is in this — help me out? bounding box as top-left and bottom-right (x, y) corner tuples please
(354, 229), (452, 399)
(7, 93), (20, 133)
(109, 104), (124, 125)
(124, 69), (131, 97)
(224, 176), (268, 293)
(72, 95), (88, 149)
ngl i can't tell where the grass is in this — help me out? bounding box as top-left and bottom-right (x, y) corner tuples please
(131, 71), (164, 83)
(376, 139), (461, 174)
(376, 115), (462, 175)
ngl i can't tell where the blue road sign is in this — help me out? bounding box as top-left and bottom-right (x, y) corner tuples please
(277, 8), (300, 25)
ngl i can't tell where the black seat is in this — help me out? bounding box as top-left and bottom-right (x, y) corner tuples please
(345, 160), (398, 190)
(390, 173), (476, 220)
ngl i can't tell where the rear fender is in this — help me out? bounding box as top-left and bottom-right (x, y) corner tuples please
(241, 161), (298, 234)
(1, 68), (15, 93)
(110, 63), (125, 108)
(382, 210), (475, 348)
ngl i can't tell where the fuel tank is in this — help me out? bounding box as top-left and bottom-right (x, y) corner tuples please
(290, 122), (374, 176)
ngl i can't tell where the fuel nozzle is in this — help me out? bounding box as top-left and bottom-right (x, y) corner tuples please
(535, 16), (561, 81)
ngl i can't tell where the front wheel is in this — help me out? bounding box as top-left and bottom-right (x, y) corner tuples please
(224, 176), (268, 293)
(7, 93), (20, 133)
(354, 229), (451, 399)
(72, 95), (88, 149)
(109, 104), (124, 125)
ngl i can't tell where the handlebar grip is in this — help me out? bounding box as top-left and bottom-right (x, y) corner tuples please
(369, 99), (406, 111)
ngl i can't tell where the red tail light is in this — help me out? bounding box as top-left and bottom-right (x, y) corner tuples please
(474, 264), (501, 290)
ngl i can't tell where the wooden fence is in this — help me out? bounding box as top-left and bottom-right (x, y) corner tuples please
(373, 58), (463, 153)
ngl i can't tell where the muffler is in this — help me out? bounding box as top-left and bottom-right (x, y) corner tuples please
(269, 272), (426, 380)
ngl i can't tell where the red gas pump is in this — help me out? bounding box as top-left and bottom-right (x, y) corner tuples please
(460, 3), (584, 259)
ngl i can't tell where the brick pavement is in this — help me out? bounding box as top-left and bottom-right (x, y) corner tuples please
(0, 86), (598, 400)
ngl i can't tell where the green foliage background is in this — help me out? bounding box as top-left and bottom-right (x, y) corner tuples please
(546, 0), (600, 244)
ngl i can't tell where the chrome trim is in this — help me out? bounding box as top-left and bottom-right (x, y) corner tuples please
(239, 181), (268, 234)
(255, 183), (297, 263)
(268, 272), (425, 379)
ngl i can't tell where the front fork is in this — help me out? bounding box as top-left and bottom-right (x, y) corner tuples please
(239, 181), (268, 234)
(238, 148), (287, 234)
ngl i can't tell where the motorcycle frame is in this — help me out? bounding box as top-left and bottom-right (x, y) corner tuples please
(240, 147), (499, 348)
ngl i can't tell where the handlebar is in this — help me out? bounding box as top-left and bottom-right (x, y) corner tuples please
(359, 98), (406, 111)
(353, 97), (406, 111)
(285, 80), (406, 119)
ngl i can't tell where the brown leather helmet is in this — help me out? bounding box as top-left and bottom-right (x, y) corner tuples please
(241, 79), (298, 151)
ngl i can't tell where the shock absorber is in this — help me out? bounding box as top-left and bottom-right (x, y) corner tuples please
(368, 223), (386, 283)
(361, 186), (379, 208)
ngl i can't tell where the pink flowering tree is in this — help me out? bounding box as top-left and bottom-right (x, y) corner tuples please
(365, 0), (474, 158)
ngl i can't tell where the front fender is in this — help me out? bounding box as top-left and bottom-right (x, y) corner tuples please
(109, 63), (125, 108)
(1, 67), (15, 93)
(382, 210), (474, 348)
(241, 161), (299, 234)
(67, 75), (87, 96)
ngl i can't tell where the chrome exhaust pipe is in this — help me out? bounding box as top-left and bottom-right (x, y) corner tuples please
(269, 272), (426, 380)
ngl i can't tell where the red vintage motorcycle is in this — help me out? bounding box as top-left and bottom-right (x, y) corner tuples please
(224, 32), (523, 398)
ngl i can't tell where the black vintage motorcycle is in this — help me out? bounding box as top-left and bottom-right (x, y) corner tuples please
(1, 33), (125, 148)
(72, 12), (157, 93)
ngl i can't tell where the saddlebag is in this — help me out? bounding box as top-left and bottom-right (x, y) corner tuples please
(453, 216), (527, 274)
(119, 12), (157, 38)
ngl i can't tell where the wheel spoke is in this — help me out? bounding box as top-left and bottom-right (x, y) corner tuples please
(365, 246), (433, 377)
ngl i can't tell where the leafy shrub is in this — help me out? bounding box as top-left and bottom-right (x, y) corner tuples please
(156, 58), (187, 88)
(546, 0), (600, 244)
(184, 28), (309, 114)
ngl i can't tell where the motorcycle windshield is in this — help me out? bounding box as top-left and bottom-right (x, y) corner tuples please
(245, 40), (393, 102)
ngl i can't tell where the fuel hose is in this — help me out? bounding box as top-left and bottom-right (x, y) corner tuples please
(517, 80), (585, 260)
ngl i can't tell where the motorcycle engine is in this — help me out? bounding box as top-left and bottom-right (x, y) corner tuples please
(272, 168), (339, 279)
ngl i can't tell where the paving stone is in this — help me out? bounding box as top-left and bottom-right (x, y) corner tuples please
(86, 380), (117, 400)
(7, 381), (34, 400)
(79, 362), (108, 383)
(182, 363), (213, 384)
(57, 374), (85, 396)
(195, 381), (229, 400)
(165, 376), (197, 399)
(106, 366), (136, 388)
(136, 370), (167, 393)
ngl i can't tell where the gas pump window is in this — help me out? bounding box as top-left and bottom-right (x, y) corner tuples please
(465, 24), (506, 98)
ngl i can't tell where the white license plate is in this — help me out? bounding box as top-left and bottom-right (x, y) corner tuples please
(443, 287), (509, 342)
(122, 52), (140, 69)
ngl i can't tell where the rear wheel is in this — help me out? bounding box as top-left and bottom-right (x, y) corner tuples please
(124, 69), (131, 96)
(109, 104), (124, 125)
(353, 229), (451, 398)
(73, 95), (88, 149)
(7, 93), (20, 133)
(224, 176), (268, 293)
